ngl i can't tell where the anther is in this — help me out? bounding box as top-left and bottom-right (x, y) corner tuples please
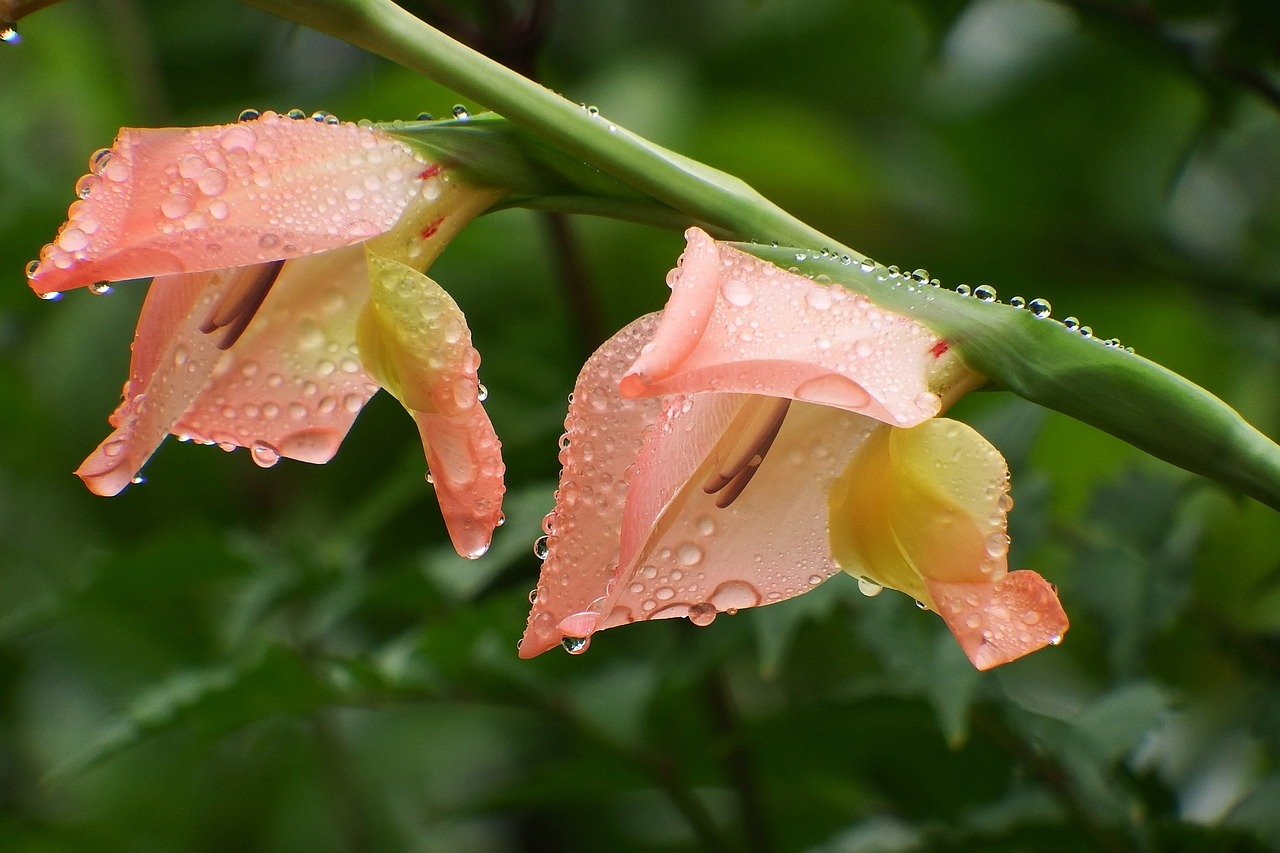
(200, 260), (285, 350)
(702, 396), (790, 508)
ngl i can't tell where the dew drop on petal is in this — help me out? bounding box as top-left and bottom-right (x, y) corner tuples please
(857, 577), (883, 597)
(561, 636), (589, 654)
(689, 603), (717, 627)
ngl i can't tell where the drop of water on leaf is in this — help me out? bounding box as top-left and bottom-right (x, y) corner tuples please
(974, 284), (997, 302)
(1079, 326), (1094, 339)
(955, 284), (971, 297)
(1062, 316), (1080, 331)
(452, 105), (469, 119)
(1028, 298), (1052, 319)
(416, 112), (434, 121)
(1009, 296), (1026, 309)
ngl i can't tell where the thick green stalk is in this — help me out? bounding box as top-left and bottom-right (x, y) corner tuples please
(239, 0), (841, 252)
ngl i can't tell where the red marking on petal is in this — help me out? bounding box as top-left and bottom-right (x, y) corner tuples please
(420, 217), (444, 240)
(419, 164), (441, 179)
(930, 340), (949, 358)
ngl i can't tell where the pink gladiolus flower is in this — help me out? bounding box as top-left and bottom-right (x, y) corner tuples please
(520, 228), (1067, 669)
(28, 111), (505, 558)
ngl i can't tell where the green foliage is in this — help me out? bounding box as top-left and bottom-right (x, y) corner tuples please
(1, 0), (1279, 850)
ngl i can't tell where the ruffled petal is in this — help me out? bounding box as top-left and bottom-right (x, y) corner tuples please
(170, 247), (380, 466)
(520, 308), (880, 657)
(358, 253), (504, 559)
(520, 315), (665, 658)
(828, 418), (1068, 668)
(75, 271), (226, 496)
(29, 111), (431, 295)
(621, 228), (949, 427)
(926, 572), (1069, 671)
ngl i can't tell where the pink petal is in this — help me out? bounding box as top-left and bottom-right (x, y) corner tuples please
(591, 398), (875, 638)
(926, 572), (1069, 671)
(359, 254), (505, 559)
(76, 246), (381, 494)
(76, 271), (226, 495)
(621, 228), (950, 427)
(29, 111), (430, 295)
(520, 315), (665, 658)
(170, 246), (379, 466)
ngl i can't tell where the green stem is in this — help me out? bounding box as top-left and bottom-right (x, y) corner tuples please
(239, 0), (843, 253)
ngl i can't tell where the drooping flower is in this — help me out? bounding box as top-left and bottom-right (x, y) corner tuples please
(28, 110), (505, 558)
(520, 228), (1067, 669)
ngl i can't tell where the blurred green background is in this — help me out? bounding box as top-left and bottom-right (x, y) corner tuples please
(2, 0), (1280, 850)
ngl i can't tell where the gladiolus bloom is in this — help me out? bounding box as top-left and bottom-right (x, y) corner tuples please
(520, 228), (1067, 668)
(28, 110), (505, 558)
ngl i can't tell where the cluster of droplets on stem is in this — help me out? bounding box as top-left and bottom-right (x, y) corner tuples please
(792, 248), (1135, 354)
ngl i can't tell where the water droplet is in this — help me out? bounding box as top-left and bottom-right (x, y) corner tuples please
(424, 471), (435, 485)
(88, 281), (112, 295)
(25, 259), (39, 278)
(477, 382), (489, 403)
(76, 174), (101, 198)
(38, 290), (63, 301)
(974, 284), (997, 302)
(160, 193), (193, 220)
(1062, 316), (1080, 332)
(533, 535), (550, 560)
(677, 543), (703, 566)
(1048, 634), (1062, 646)
(238, 108), (260, 122)
(985, 532), (1009, 557)
(1, 22), (20, 45)
(696, 516), (715, 536)
(689, 603), (717, 627)
(1009, 296), (1026, 309)
(416, 111), (434, 121)
(857, 577), (883, 597)
(561, 636), (589, 655)
(90, 148), (113, 174)
(250, 442), (280, 468)
(1028, 298), (1051, 319)
(1079, 326), (1094, 339)
(859, 258), (877, 273)
(496, 512), (506, 527)
(311, 110), (329, 122)
(910, 268), (930, 283)
(527, 588), (538, 604)
(286, 108), (306, 120)
(709, 580), (761, 611)
(955, 284), (971, 297)
(452, 105), (469, 119)
(915, 600), (929, 610)
(130, 475), (146, 485)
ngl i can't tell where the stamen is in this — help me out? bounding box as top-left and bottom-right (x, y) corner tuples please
(199, 259), (285, 350)
(702, 396), (790, 507)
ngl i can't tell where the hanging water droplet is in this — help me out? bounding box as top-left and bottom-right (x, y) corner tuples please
(130, 475), (146, 485)
(286, 108), (306, 120)
(38, 290), (63, 301)
(1009, 296), (1026, 309)
(1048, 634), (1063, 646)
(1028, 298), (1051, 319)
(688, 603), (717, 627)
(425, 471), (435, 485)
(1, 22), (21, 45)
(477, 382), (488, 403)
(1062, 316), (1080, 331)
(914, 600), (929, 610)
(561, 636), (589, 654)
(452, 105), (469, 119)
(496, 512), (506, 527)
(974, 284), (997, 302)
(528, 588), (538, 604)
(25, 259), (40, 278)
(955, 284), (971, 297)
(533, 535), (550, 560)
(88, 281), (113, 295)
(237, 108), (260, 122)
(857, 577), (883, 597)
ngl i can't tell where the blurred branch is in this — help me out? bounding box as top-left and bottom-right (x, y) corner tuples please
(1058, 0), (1280, 114)
(706, 671), (775, 853)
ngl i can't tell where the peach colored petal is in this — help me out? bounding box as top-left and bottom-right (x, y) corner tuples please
(519, 323), (880, 658)
(621, 228), (948, 427)
(358, 253), (504, 559)
(520, 315), (665, 658)
(28, 111), (430, 295)
(926, 572), (1069, 670)
(170, 247), (380, 466)
(587, 398), (876, 640)
(829, 418), (1067, 668)
(76, 270), (233, 496)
